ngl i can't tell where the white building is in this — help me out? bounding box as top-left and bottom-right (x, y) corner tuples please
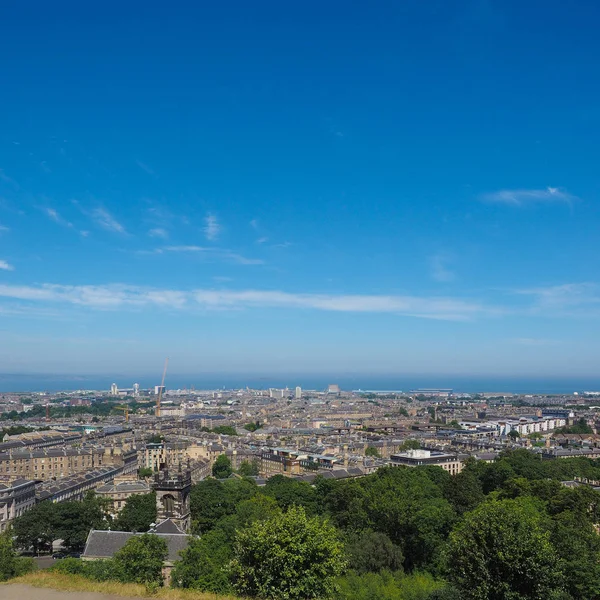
(110, 383), (118, 396)
(295, 386), (302, 400)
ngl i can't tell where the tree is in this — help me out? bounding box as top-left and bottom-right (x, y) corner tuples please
(190, 478), (234, 533)
(229, 506), (346, 599)
(212, 425), (238, 436)
(399, 439), (420, 450)
(12, 501), (56, 554)
(113, 533), (167, 586)
(550, 510), (600, 600)
(138, 467), (153, 478)
(555, 418), (593, 435)
(115, 492), (157, 532)
(446, 498), (562, 600)
(507, 430), (520, 440)
(171, 529), (233, 593)
(238, 459), (260, 477)
(212, 454), (233, 479)
(345, 530), (403, 574)
(243, 421), (261, 432)
(55, 492), (111, 551)
(0, 531), (35, 581)
(365, 446), (381, 458)
(443, 470), (484, 515)
(362, 467), (455, 571)
(264, 475), (319, 514)
(235, 494), (281, 529)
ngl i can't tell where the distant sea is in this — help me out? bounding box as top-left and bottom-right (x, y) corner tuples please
(1, 373), (600, 395)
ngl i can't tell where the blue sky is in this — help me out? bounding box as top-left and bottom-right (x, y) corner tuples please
(1, 0), (600, 377)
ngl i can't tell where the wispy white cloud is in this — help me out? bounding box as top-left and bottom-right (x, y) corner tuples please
(0, 282), (498, 321)
(148, 228), (168, 239)
(90, 207), (126, 234)
(203, 214), (221, 241)
(161, 245), (264, 265)
(481, 187), (576, 206)
(430, 254), (455, 282)
(256, 237), (269, 244)
(0, 224), (9, 234)
(40, 161), (51, 174)
(0, 260), (14, 271)
(44, 207), (73, 228)
(136, 160), (155, 176)
(249, 219), (259, 230)
(514, 283), (600, 318)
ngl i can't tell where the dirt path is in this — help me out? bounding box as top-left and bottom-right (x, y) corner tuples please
(0, 584), (143, 600)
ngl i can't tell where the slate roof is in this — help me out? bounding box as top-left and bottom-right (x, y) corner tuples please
(83, 530), (190, 563)
(154, 518), (185, 534)
(96, 480), (150, 494)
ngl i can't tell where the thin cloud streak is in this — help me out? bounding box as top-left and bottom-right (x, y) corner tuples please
(44, 207), (73, 228)
(0, 260), (14, 271)
(481, 187), (576, 206)
(0, 282), (499, 321)
(91, 207), (126, 234)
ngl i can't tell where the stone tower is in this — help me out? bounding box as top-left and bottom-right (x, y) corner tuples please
(153, 464), (192, 533)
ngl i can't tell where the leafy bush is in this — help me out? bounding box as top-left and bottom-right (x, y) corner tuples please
(334, 570), (446, 600)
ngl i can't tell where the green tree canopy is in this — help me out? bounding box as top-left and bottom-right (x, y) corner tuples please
(446, 498), (562, 600)
(114, 492), (157, 533)
(113, 533), (167, 586)
(229, 505), (346, 599)
(345, 530), (403, 574)
(263, 474), (319, 514)
(238, 459), (260, 477)
(171, 529), (233, 593)
(365, 446), (381, 458)
(212, 454), (233, 479)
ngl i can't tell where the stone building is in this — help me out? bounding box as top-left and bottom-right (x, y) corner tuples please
(0, 477), (36, 532)
(0, 446), (138, 481)
(83, 464), (195, 585)
(95, 475), (151, 516)
(153, 466), (191, 534)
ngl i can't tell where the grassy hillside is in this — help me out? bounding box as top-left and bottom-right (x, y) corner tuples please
(3, 571), (241, 600)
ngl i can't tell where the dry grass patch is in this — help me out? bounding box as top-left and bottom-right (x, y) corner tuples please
(4, 570), (240, 600)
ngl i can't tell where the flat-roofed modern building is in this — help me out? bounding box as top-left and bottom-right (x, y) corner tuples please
(390, 449), (463, 475)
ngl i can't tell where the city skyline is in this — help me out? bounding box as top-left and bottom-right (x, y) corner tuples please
(2, 2), (600, 375)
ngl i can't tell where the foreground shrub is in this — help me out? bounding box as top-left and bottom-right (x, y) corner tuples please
(334, 570), (446, 600)
(0, 531), (36, 581)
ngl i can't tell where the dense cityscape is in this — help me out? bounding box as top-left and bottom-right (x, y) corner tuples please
(2, 380), (600, 597)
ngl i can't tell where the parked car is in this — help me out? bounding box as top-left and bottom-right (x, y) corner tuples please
(67, 552), (81, 559)
(52, 552), (66, 560)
